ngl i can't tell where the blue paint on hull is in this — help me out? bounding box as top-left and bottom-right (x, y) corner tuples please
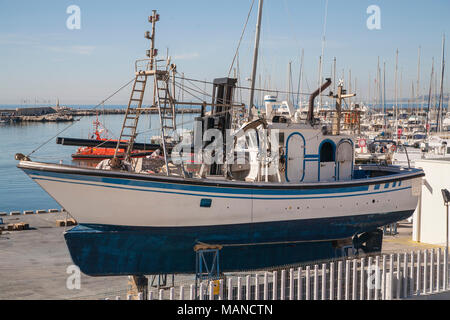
(64, 210), (414, 276)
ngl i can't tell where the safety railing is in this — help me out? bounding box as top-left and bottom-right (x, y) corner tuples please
(103, 247), (449, 300)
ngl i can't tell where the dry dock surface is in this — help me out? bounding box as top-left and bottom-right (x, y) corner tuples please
(0, 213), (444, 300)
(382, 222), (444, 253)
(0, 213), (128, 300)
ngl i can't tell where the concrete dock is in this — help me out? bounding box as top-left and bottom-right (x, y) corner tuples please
(382, 222), (444, 253)
(0, 213), (129, 300)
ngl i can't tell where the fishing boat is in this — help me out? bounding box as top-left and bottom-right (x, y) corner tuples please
(16, 6), (424, 276)
(71, 115), (157, 160)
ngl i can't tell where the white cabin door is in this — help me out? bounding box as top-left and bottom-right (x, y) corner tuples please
(319, 162), (335, 181)
(286, 134), (304, 182)
(337, 141), (353, 181)
(319, 140), (336, 182)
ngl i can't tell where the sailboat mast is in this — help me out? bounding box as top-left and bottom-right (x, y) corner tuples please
(383, 61), (387, 131)
(333, 57), (337, 95)
(437, 34), (446, 133)
(368, 72), (371, 108)
(297, 49), (304, 107)
(417, 46), (421, 112)
(426, 58), (435, 136)
(377, 57), (380, 112)
(395, 49), (399, 139)
(348, 69), (351, 103)
(248, 0), (264, 119)
(287, 61), (292, 103)
(318, 56), (323, 108)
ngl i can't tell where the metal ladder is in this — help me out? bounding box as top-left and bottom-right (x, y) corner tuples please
(114, 73), (148, 162)
(155, 68), (177, 175)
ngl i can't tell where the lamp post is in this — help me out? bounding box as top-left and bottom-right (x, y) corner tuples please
(441, 189), (450, 289)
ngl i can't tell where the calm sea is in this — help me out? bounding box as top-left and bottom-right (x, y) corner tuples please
(0, 107), (196, 213)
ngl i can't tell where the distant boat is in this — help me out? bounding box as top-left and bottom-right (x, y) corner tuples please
(72, 116), (156, 160)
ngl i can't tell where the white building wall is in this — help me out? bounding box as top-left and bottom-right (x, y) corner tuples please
(413, 159), (450, 245)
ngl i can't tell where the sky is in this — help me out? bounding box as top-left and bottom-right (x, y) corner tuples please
(0, 0), (449, 105)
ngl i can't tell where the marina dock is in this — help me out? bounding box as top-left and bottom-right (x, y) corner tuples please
(0, 106), (201, 124)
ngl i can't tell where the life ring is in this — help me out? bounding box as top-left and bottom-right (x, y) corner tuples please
(390, 145), (397, 152)
(358, 139), (367, 148)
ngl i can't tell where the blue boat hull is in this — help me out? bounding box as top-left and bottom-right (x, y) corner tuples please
(64, 210), (413, 276)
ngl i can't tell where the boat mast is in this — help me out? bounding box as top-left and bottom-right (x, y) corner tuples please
(297, 49), (304, 107)
(383, 61), (387, 132)
(437, 34), (446, 133)
(426, 58), (435, 137)
(318, 0), (329, 112)
(318, 56), (323, 108)
(248, 0), (264, 119)
(333, 57), (337, 96)
(368, 72), (371, 109)
(400, 68), (403, 116)
(287, 61), (292, 103)
(348, 69), (351, 107)
(376, 57), (380, 112)
(417, 46), (421, 113)
(395, 49), (399, 141)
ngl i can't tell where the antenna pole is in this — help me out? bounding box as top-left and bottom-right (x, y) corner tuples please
(149, 10), (159, 71)
(248, 0), (264, 119)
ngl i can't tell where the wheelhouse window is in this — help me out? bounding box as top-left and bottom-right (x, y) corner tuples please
(320, 141), (335, 162)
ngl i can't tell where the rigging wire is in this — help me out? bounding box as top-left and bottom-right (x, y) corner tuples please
(184, 78), (211, 97)
(173, 81), (204, 102)
(174, 75), (317, 97)
(26, 76), (136, 157)
(318, 0), (329, 106)
(227, 0), (256, 77)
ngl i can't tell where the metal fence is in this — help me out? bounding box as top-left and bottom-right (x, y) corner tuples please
(104, 247), (449, 301)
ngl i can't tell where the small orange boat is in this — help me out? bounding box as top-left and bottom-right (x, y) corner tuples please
(72, 117), (155, 160)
